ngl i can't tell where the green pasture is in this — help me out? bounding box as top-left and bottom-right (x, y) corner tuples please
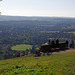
(11, 44), (32, 51)
(0, 52), (75, 75)
(67, 31), (75, 34)
(40, 31), (59, 33)
(41, 25), (55, 27)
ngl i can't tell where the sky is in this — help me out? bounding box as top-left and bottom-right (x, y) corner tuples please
(0, 0), (75, 17)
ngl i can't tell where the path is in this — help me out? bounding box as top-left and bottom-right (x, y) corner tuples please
(53, 48), (75, 54)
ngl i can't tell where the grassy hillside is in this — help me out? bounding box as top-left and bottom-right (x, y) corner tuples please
(11, 44), (32, 51)
(0, 52), (75, 75)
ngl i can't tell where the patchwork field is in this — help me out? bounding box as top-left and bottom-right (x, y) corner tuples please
(0, 51), (75, 75)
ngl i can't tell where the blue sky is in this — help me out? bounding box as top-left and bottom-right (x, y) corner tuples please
(0, 0), (75, 17)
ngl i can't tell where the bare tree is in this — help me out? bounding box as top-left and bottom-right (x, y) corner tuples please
(0, 12), (1, 15)
(0, 0), (2, 15)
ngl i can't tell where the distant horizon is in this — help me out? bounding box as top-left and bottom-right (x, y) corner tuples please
(1, 15), (75, 18)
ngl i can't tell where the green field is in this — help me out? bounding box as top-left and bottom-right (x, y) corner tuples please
(67, 32), (75, 34)
(40, 31), (59, 33)
(0, 52), (75, 75)
(41, 25), (55, 27)
(11, 44), (32, 51)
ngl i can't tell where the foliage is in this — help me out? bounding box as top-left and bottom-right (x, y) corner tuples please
(0, 52), (75, 75)
(0, 17), (75, 60)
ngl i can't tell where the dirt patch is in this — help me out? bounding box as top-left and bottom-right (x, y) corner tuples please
(53, 48), (75, 54)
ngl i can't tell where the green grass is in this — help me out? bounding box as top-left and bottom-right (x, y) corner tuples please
(67, 32), (75, 34)
(0, 52), (75, 75)
(41, 25), (55, 27)
(40, 31), (59, 33)
(11, 44), (32, 51)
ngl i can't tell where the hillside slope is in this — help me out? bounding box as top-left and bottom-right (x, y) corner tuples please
(0, 50), (75, 75)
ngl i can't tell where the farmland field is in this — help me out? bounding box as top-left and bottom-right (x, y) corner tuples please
(67, 31), (75, 34)
(0, 52), (75, 75)
(41, 25), (55, 27)
(11, 44), (32, 51)
(40, 31), (59, 33)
